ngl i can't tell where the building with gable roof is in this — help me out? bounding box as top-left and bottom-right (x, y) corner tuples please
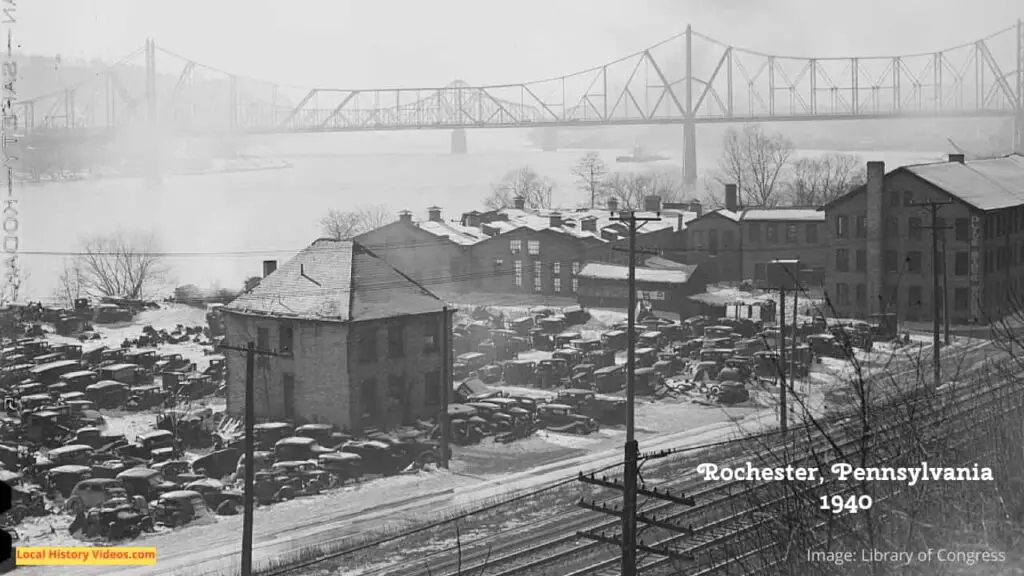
(824, 153), (1024, 324)
(220, 238), (451, 433)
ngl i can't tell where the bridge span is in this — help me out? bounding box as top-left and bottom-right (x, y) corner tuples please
(9, 21), (1024, 185)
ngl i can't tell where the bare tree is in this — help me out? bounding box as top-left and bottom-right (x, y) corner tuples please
(242, 276), (261, 293)
(718, 125), (795, 207)
(0, 256), (28, 306)
(600, 170), (683, 210)
(484, 167), (554, 210)
(571, 152), (607, 208)
(52, 258), (86, 308)
(77, 231), (166, 300)
(785, 153), (867, 206)
(320, 204), (393, 240)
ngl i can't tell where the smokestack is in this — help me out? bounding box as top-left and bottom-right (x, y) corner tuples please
(865, 161), (885, 316)
(398, 210), (413, 224)
(581, 217), (597, 232)
(677, 214), (683, 231)
(725, 184), (738, 212)
(549, 213), (562, 228)
(262, 260), (278, 278)
(607, 197), (619, 212)
(512, 196), (526, 210)
(643, 195), (662, 212)
(427, 206), (442, 222)
(948, 153), (965, 163)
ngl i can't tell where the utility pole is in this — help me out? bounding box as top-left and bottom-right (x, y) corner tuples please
(912, 201), (953, 387)
(439, 306), (452, 468)
(218, 341), (281, 576)
(779, 287), (788, 436)
(941, 235), (951, 345)
(603, 209), (661, 576)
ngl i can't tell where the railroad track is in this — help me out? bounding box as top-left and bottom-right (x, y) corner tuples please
(376, 343), (1003, 576)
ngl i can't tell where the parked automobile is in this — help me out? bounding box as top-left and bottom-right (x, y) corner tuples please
(317, 452), (363, 486)
(269, 461), (330, 497)
(535, 404), (600, 435)
(152, 460), (205, 485)
(502, 360), (536, 386)
(29, 360), (84, 386)
(154, 353), (191, 373)
(149, 490), (216, 527)
(123, 430), (180, 462)
(45, 464), (94, 498)
(295, 424), (350, 449)
(183, 478), (244, 515)
(254, 422), (295, 450)
(97, 363), (147, 387)
(594, 365), (625, 393)
(274, 436), (335, 462)
(115, 468), (179, 501)
(85, 381), (129, 409)
(64, 478), (129, 517)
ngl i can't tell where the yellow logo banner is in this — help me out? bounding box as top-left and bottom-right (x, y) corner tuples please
(16, 547), (158, 565)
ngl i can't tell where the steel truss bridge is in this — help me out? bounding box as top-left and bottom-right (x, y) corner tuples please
(10, 20), (1024, 183)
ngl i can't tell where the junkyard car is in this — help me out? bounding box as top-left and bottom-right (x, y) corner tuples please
(115, 468), (179, 501)
(535, 404), (600, 435)
(149, 489), (216, 527)
(183, 478), (244, 515)
(64, 478), (129, 517)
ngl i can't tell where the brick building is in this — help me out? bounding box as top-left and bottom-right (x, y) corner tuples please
(823, 153), (1024, 324)
(355, 207), (487, 293)
(668, 185), (826, 285)
(577, 260), (708, 318)
(220, 239), (451, 434)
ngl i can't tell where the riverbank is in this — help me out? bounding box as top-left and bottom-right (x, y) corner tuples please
(14, 156), (292, 184)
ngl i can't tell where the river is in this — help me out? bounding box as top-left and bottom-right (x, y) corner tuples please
(17, 129), (942, 300)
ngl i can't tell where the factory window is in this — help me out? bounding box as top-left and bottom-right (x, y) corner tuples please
(855, 216), (866, 238)
(510, 239), (522, 254)
(554, 277), (562, 293)
(514, 260), (523, 287)
(423, 315), (439, 352)
(835, 249), (849, 272)
(855, 284), (866, 307)
(528, 240), (540, 255)
(903, 191), (914, 206)
(257, 327), (269, 351)
(889, 191), (900, 206)
(278, 322), (293, 355)
(387, 322), (404, 358)
(572, 261), (580, 293)
(785, 225), (798, 243)
(425, 371), (441, 405)
(361, 378), (377, 418)
(553, 262), (561, 275)
(494, 258), (503, 271)
(692, 230), (704, 248)
(766, 225), (778, 243)
(805, 223), (818, 243)
(358, 327), (377, 363)
(835, 283), (850, 305)
(856, 250), (866, 272)
(533, 264), (542, 292)
(886, 217), (899, 237)
(387, 374), (405, 408)
(955, 218), (969, 242)
(954, 288), (969, 311)
(748, 223), (761, 242)
(906, 251), (923, 273)
(835, 216), (847, 238)
(552, 262), (562, 293)
(885, 250), (898, 272)
(908, 217), (922, 240)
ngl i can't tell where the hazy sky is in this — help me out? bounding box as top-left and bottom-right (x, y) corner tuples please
(13, 0), (1024, 89)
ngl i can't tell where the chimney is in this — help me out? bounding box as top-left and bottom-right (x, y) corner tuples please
(643, 195), (662, 212)
(549, 213), (562, 228)
(948, 153), (966, 164)
(677, 214), (684, 231)
(427, 206), (442, 222)
(724, 184), (738, 212)
(607, 197), (619, 212)
(865, 161), (885, 317)
(398, 210), (413, 224)
(690, 202), (703, 217)
(581, 217), (597, 233)
(513, 196), (526, 210)
(262, 260), (278, 278)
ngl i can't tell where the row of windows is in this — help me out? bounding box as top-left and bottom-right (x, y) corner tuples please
(512, 259), (581, 294)
(834, 214), (972, 242)
(833, 247), (1024, 277)
(831, 283), (970, 312)
(360, 371), (442, 420)
(357, 317), (440, 364)
(688, 223), (821, 250)
(509, 239), (541, 255)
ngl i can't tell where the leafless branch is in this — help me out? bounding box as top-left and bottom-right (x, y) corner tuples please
(571, 152), (608, 209)
(320, 204), (394, 240)
(718, 125), (795, 207)
(76, 231), (166, 300)
(485, 167), (554, 210)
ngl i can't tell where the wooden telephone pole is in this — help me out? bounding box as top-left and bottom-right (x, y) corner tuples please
(911, 201), (953, 386)
(218, 342), (282, 576)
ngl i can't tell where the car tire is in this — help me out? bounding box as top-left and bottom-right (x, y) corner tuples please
(66, 498), (83, 517)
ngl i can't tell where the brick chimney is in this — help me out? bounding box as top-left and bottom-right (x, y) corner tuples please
(581, 217), (597, 232)
(607, 197), (619, 212)
(427, 206), (442, 222)
(725, 184), (739, 212)
(549, 213), (562, 228)
(948, 153), (965, 163)
(643, 195), (662, 212)
(513, 196), (526, 210)
(865, 161), (885, 316)
(262, 260), (278, 278)
(398, 210), (413, 224)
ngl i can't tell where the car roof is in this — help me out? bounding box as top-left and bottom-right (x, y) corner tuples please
(76, 478), (123, 488)
(47, 444), (93, 455)
(275, 436), (316, 446)
(139, 429), (173, 439)
(160, 490), (204, 500)
(117, 468), (159, 478)
(543, 403), (573, 410)
(50, 464), (92, 473)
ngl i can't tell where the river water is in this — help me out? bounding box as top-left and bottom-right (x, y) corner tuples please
(18, 129), (941, 300)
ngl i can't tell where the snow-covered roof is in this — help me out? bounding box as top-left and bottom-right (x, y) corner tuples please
(415, 220), (489, 246)
(904, 154), (1024, 212)
(741, 209), (824, 222)
(578, 262), (697, 284)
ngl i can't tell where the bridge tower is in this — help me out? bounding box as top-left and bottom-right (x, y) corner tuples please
(144, 38), (162, 183)
(1016, 18), (1024, 154)
(683, 25), (698, 189)
(451, 129), (468, 154)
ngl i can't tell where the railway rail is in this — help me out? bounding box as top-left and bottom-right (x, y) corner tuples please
(364, 343), (1005, 576)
